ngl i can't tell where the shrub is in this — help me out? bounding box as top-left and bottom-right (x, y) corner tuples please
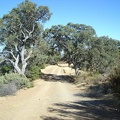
(26, 66), (41, 81)
(0, 73), (31, 96)
(110, 67), (120, 93)
(47, 55), (61, 65)
(0, 63), (13, 76)
(0, 76), (6, 86)
(39, 63), (45, 69)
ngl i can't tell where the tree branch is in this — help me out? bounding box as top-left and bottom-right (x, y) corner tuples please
(10, 50), (17, 60)
(24, 50), (32, 62)
(6, 58), (14, 65)
(14, 44), (19, 52)
(23, 24), (35, 39)
(29, 24), (35, 36)
(20, 23), (26, 39)
(0, 60), (5, 64)
(15, 55), (19, 65)
(16, 36), (22, 42)
(21, 45), (25, 63)
(10, 26), (16, 34)
(19, 23), (35, 42)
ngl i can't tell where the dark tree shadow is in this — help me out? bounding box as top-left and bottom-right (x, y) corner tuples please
(40, 116), (64, 120)
(41, 73), (75, 83)
(40, 90), (120, 120)
(40, 68), (120, 120)
(41, 99), (120, 120)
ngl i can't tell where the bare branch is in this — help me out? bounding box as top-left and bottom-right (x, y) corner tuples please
(23, 27), (30, 35)
(23, 24), (35, 40)
(15, 55), (19, 65)
(19, 23), (35, 42)
(20, 23), (26, 39)
(20, 45), (25, 63)
(0, 60), (5, 64)
(10, 27), (16, 33)
(14, 44), (19, 52)
(24, 50), (32, 62)
(6, 58), (14, 65)
(16, 36), (22, 42)
(10, 50), (16, 60)
(29, 24), (35, 36)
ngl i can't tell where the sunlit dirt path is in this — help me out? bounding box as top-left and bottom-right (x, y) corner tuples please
(0, 64), (119, 120)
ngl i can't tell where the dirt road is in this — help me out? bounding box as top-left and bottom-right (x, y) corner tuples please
(0, 64), (119, 120)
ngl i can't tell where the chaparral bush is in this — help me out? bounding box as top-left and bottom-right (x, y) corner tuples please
(0, 73), (31, 96)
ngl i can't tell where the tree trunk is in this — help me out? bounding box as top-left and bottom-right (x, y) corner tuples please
(22, 61), (27, 74)
(8, 45), (31, 75)
(74, 64), (79, 75)
(13, 55), (22, 74)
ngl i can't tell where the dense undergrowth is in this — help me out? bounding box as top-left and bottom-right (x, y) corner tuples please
(110, 67), (120, 98)
(0, 73), (33, 96)
(74, 67), (120, 107)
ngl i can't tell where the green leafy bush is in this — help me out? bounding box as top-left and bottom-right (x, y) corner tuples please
(47, 55), (61, 65)
(26, 66), (41, 81)
(0, 73), (30, 88)
(39, 63), (45, 69)
(110, 67), (120, 93)
(0, 76), (6, 86)
(0, 63), (13, 76)
(0, 73), (31, 96)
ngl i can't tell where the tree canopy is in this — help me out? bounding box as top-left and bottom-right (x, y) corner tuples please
(0, 0), (51, 75)
(44, 23), (119, 75)
(0, 0), (119, 77)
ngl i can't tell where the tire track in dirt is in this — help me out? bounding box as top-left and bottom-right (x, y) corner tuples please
(0, 64), (120, 120)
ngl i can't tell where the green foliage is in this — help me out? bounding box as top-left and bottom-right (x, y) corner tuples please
(1, 0), (51, 49)
(0, 76), (6, 86)
(0, 63), (13, 75)
(44, 23), (96, 74)
(0, 0), (51, 75)
(0, 73), (32, 96)
(44, 23), (119, 75)
(26, 66), (41, 81)
(27, 82), (34, 88)
(39, 63), (46, 69)
(28, 40), (49, 68)
(0, 73), (29, 87)
(110, 67), (120, 93)
(47, 54), (61, 65)
(26, 40), (49, 79)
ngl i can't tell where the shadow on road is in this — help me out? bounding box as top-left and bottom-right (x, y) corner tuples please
(41, 73), (75, 83)
(40, 92), (120, 120)
(41, 116), (64, 120)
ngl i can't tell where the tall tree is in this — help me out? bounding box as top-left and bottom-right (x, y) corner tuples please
(85, 36), (119, 73)
(0, 0), (51, 75)
(44, 23), (96, 75)
(98, 36), (119, 72)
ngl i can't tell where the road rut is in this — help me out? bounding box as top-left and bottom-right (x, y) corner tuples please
(0, 64), (119, 120)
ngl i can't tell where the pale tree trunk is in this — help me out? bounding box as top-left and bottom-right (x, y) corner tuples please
(6, 23), (34, 75)
(21, 45), (26, 75)
(74, 63), (79, 75)
(72, 55), (79, 75)
(21, 61), (27, 74)
(8, 45), (31, 75)
(14, 55), (21, 74)
(75, 66), (79, 75)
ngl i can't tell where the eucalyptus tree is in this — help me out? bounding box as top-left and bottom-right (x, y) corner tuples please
(98, 36), (119, 73)
(85, 36), (119, 73)
(0, 0), (51, 75)
(44, 23), (96, 75)
(28, 39), (49, 69)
